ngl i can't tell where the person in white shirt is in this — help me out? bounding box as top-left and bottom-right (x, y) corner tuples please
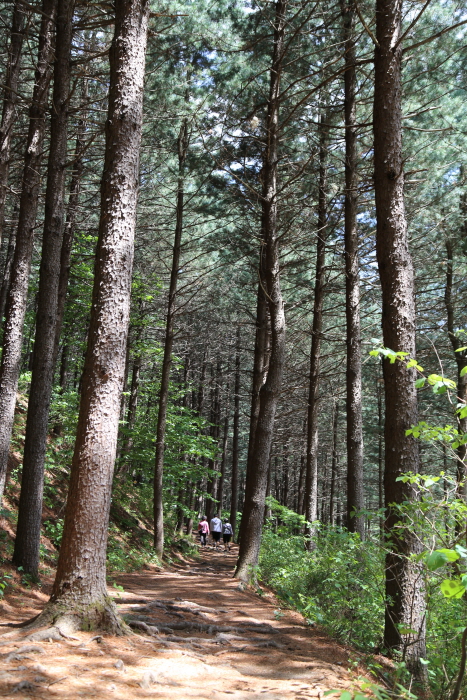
(210, 515), (222, 550)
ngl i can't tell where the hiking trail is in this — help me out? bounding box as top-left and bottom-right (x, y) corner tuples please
(0, 544), (369, 699)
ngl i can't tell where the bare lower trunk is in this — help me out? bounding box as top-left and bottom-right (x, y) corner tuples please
(329, 401), (339, 526)
(0, 0), (56, 505)
(13, 0), (75, 577)
(341, 0), (364, 537)
(39, 0), (149, 631)
(0, 0), (28, 255)
(217, 414), (229, 516)
(235, 0), (287, 582)
(374, 0), (427, 680)
(0, 210), (17, 322)
(153, 118), (189, 557)
(230, 326), (241, 539)
(304, 115), (328, 544)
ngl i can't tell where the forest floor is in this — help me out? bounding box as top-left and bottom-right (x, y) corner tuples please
(0, 543), (372, 700)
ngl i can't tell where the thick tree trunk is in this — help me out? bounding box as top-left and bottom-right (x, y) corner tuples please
(304, 115), (328, 543)
(230, 326), (241, 538)
(374, 0), (427, 679)
(13, 0), (75, 576)
(0, 0), (28, 255)
(235, 0), (287, 582)
(444, 237), (467, 493)
(38, 0), (149, 631)
(153, 118), (189, 557)
(341, 0), (364, 537)
(0, 0), (56, 505)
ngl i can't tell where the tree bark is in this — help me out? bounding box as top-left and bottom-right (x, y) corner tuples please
(153, 117), (189, 557)
(304, 114), (328, 544)
(230, 325), (241, 539)
(235, 0), (287, 582)
(0, 0), (57, 505)
(217, 413), (229, 516)
(0, 206), (18, 322)
(13, 0), (76, 576)
(374, 0), (427, 679)
(39, 0), (150, 631)
(330, 401), (339, 526)
(0, 0), (28, 256)
(341, 0), (364, 537)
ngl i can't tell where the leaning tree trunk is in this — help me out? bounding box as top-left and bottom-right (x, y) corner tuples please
(341, 0), (364, 537)
(0, 0), (56, 505)
(37, 0), (150, 632)
(13, 0), (76, 577)
(0, 0), (28, 256)
(304, 115), (328, 545)
(153, 117), (189, 558)
(444, 237), (467, 494)
(374, 0), (427, 682)
(235, 0), (287, 582)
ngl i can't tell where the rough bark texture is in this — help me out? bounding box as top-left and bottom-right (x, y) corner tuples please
(304, 116), (328, 541)
(230, 326), (241, 539)
(235, 0), (287, 582)
(40, 0), (150, 631)
(0, 0), (28, 254)
(0, 0), (56, 505)
(153, 117), (189, 557)
(374, 0), (427, 679)
(342, 0), (364, 537)
(13, 0), (75, 576)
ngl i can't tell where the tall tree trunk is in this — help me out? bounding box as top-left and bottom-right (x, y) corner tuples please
(0, 0), (57, 505)
(13, 0), (75, 576)
(39, 0), (149, 631)
(444, 237), (467, 493)
(0, 205), (18, 322)
(330, 401), (339, 526)
(0, 0), (28, 256)
(53, 78), (88, 366)
(153, 117), (189, 557)
(217, 413), (229, 516)
(341, 0), (364, 537)
(304, 114), (328, 544)
(235, 0), (287, 582)
(374, 0), (427, 680)
(230, 326), (241, 539)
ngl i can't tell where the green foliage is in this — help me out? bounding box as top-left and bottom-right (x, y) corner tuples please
(259, 524), (384, 651)
(0, 572), (12, 598)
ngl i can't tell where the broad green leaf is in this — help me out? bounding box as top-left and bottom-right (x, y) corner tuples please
(455, 545), (467, 559)
(369, 350), (379, 357)
(426, 551), (447, 571)
(415, 378), (426, 388)
(339, 692), (353, 700)
(436, 548), (460, 562)
(440, 579), (466, 599)
(455, 346), (467, 352)
(460, 366), (467, 377)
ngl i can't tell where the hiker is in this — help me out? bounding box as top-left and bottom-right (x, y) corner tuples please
(210, 514), (223, 550)
(198, 515), (209, 547)
(222, 518), (233, 552)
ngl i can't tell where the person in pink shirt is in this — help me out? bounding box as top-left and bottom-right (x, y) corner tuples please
(198, 515), (209, 547)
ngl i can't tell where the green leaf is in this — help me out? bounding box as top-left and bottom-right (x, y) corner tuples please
(369, 350), (379, 357)
(415, 378), (426, 388)
(460, 366), (467, 377)
(406, 359), (417, 369)
(339, 692), (353, 700)
(455, 346), (467, 352)
(436, 548), (460, 562)
(440, 579), (466, 599)
(455, 545), (467, 559)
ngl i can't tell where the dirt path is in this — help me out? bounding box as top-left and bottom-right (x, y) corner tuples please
(0, 545), (366, 699)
